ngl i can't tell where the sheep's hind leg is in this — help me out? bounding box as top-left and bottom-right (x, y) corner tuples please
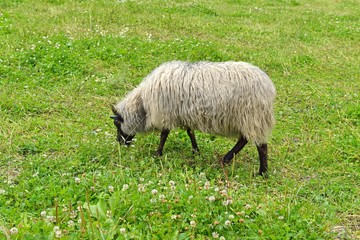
(256, 143), (268, 176)
(156, 129), (170, 156)
(187, 128), (199, 153)
(223, 137), (248, 164)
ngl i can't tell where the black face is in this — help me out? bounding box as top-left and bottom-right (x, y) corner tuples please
(110, 115), (135, 146)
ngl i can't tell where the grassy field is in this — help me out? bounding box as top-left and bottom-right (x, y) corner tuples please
(0, 0), (359, 239)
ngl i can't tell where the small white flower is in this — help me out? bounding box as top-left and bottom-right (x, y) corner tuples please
(0, 189), (6, 194)
(137, 184), (145, 192)
(10, 227), (18, 235)
(225, 220), (231, 226)
(212, 232), (219, 238)
(190, 220), (196, 227)
(151, 189), (158, 195)
(278, 216), (284, 220)
(120, 227), (126, 234)
(108, 185), (114, 192)
(46, 215), (56, 223)
(204, 181), (210, 190)
(74, 177), (81, 184)
(188, 195), (193, 200)
(68, 220), (75, 227)
(208, 196), (216, 202)
(220, 189), (227, 196)
(169, 180), (175, 186)
(220, 236), (226, 240)
(159, 194), (166, 201)
(228, 214), (235, 220)
(150, 198), (157, 204)
(171, 215), (177, 220)
(122, 184), (129, 191)
(40, 211), (47, 218)
(139, 178), (144, 182)
(55, 229), (62, 238)
(214, 187), (219, 192)
(245, 204), (251, 209)
(191, 214), (196, 218)
(222, 199), (233, 206)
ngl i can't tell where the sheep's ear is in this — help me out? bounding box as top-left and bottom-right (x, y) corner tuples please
(111, 105), (118, 115)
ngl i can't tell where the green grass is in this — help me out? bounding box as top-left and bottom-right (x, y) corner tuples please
(1, 0), (359, 239)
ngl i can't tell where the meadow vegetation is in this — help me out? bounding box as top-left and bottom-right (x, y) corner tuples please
(0, 0), (359, 239)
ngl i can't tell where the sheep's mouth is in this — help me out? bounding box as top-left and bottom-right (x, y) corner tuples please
(118, 134), (135, 146)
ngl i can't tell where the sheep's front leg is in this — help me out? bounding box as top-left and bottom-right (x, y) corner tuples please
(186, 128), (199, 153)
(156, 129), (170, 156)
(223, 137), (248, 164)
(256, 143), (268, 175)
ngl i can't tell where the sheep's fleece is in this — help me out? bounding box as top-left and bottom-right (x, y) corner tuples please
(113, 61), (275, 144)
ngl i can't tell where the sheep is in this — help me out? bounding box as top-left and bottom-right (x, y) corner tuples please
(111, 61), (276, 175)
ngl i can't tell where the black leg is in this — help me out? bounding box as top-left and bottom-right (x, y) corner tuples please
(187, 128), (199, 153)
(156, 129), (170, 156)
(256, 143), (268, 175)
(223, 137), (248, 164)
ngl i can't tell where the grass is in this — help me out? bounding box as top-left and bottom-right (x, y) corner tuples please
(0, 0), (359, 239)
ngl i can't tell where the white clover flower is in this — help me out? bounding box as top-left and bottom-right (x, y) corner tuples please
(228, 214), (235, 220)
(190, 220), (196, 227)
(204, 181), (210, 190)
(214, 187), (219, 192)
(139, 178), (145, 182)
(70, 211), (77, 219)
(171, 215), (177, 220)
(245, 204), (251, 209)
(150, 198), (157, 204)
(169, 180), (175, 186)
(68, 220), (75, 228)
(122, 184), (129, 191)
(220, 189), (227, 196)
(220, 236), (226, 240)
(208, 196), (216, 202)
(40, 211), (47, 218)
(46, 215), (56, 223)
(137, 184), (145, 192)
(0, 189), (5, 194)
(10, 227), (18, 235)
(278, 216), (284, 220)
(151, 189), (158, 195)
(222, 199), (233, 206)
(159, 194), (166, 201)
(188, 195), (193, 200)
(120, 227), (126, 234)
(55, 229), (62, 238)
(224, 220), (231, 226)
(108, 185), (114, 192)
(74, 177), (81, 184)
(212, 232), (219, 238)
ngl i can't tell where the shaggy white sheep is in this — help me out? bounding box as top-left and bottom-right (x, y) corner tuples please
(111, 61), (275, 175)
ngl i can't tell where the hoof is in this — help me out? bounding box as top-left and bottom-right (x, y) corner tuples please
(256, 171), (269, 178)
(222, 156), (232, 165)
(153, 151), (162, 157)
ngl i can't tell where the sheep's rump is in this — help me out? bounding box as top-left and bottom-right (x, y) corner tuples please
(140, 61), (275, 144)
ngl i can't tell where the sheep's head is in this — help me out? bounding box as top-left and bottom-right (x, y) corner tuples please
(111, 105), (135, 146)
